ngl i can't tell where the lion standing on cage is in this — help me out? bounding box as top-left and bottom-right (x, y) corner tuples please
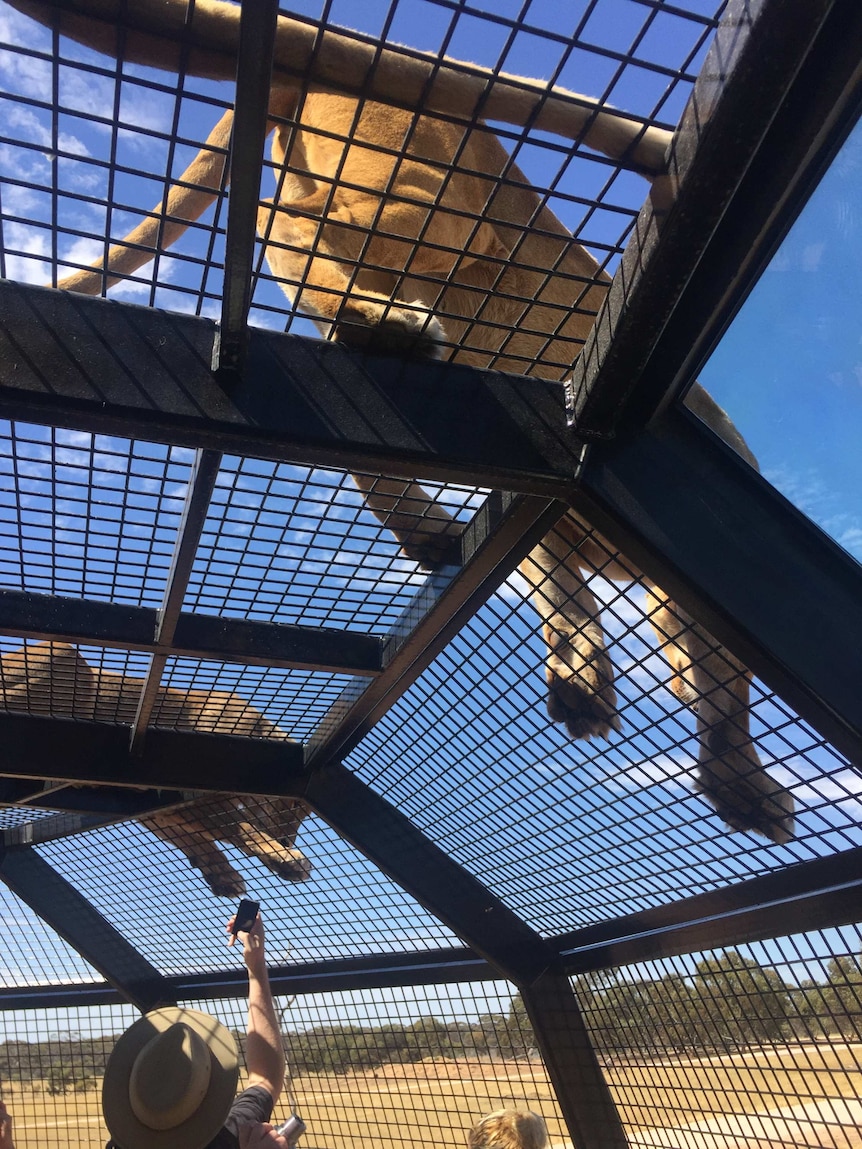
(3, 0), (794, 844)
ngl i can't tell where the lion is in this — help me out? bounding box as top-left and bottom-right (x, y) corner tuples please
(0, 641), (311, 897)
(5, 1), (795, 844)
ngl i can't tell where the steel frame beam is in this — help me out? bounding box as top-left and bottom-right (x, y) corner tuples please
(4, 843), (859, 1012)
(301, 763), (627, 1136)
(0, 710), (305, 793)
(522, 972), (629, 1149)
(129, 449), (224, 753)
(0, 588), (383, 674)
(214, 0), (279, 377)
(301, 760), (556, 988)
(0, 281), (579, 497)
(0, 945), (500, 1011)
(558, 846), (862, 973)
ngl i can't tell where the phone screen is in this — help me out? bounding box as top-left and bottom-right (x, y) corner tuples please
(232, 899), (260, 934)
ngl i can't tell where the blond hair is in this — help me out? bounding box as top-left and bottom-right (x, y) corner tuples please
(468, 1109), (550, 1149)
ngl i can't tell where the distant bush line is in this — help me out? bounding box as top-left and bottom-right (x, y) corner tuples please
(2, 949), (859, 1091)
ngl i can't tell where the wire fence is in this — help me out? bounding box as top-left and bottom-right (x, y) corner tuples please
(0, 0), (860, 1147)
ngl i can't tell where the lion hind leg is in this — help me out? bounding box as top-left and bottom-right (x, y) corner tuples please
(646, 590), (794, 844)
(350, 474), (464, 569)
(521, 522), (620, 742)
(225, 819), (312, 883)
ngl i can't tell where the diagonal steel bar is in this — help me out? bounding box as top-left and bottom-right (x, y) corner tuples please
(304, 492), (568, 768)
(557, 845), (862, 974)
(0, 282), (580, 497)
(0, 845), (174, 1011)
(521, 972), (629, 1149)
(129, 449), (223, 754)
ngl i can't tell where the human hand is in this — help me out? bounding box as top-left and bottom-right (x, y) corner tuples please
(227, 909), (267, 974)
(0, 1100), (15, 1149)
(238, 1121), (288, 1149)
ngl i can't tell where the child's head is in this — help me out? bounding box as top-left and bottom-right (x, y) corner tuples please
(467, 1109), (550, 1149)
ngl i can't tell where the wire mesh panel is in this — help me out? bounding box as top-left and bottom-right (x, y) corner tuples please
(0, 882), (105, 987)
(0, 1002), (138, 1148)
(572, 925), (862, 1147)
(343, 514), (861, 933)
(0, 422), (191, 606)
(0, 0), (716, 335)
(184, 457), (486, 631)
(36, 808), (462, 972)
(0, 981), (556, 1149)
(251, 982), (562, 1149)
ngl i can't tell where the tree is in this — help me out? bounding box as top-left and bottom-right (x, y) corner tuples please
(822, 954), (862, 1038)
(692, 950), (792, 1048)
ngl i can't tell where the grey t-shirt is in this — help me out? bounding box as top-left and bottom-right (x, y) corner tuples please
(106, 1086), (275, 1149)
(209, 1086), (275, 1148)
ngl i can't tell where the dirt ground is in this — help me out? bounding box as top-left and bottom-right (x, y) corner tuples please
(5, 1043), (861, 1149)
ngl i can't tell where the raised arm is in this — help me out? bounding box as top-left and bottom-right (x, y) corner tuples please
(228, 912), (286, 1104)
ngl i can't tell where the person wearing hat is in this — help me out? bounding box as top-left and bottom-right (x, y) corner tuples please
(102, 911), (290, 1149)
(0, 1100), (14, 1149)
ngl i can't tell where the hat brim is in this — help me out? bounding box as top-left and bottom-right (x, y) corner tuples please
(103, 1007), (239, 1149)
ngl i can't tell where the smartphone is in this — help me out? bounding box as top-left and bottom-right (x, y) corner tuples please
(231, 898), (260, 935)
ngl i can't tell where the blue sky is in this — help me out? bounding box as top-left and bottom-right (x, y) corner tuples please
(699, 119), (862, 563)
(0, 0), (859, 1021)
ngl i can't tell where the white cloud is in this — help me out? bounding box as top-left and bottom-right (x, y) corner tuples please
(610, 751), (695, 793)
(3, 103), (91, 157)
(764, 463), (862, 561)
(57, 65), (116, 123)
(2, 222), (51, 284)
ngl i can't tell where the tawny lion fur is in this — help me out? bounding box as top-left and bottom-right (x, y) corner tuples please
(5, 0), (794, 845)
(0, 641), (311, 897)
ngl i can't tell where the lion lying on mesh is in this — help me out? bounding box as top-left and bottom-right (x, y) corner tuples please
(8, 0), (794, 843)
(0, 641), (311, 897)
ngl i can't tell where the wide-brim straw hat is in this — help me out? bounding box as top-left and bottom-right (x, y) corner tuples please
(102, 1007), (239, 1149)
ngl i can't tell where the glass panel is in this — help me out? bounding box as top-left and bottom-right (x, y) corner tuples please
(695, 118), (862, 563)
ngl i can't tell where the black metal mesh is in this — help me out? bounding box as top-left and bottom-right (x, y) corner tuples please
(36, 805), (461, 972)
(185, 457), (485, 631)
(0, 880), (104, 987)
(0, 422), (190, 606)
(573, 925), (862, 1147)
(0, 0), (713, 339)
(0, 1), (860, 1147)
(342, 515), (861, 934)
(0, 982), (558, 1149)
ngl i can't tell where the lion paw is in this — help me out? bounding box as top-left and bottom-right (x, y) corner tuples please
(271, 849), (313, 882)
(201, 868), (247, 898)
(398, 519), (464, 570)
(333, 298), (445, 359)
(546, 670), (621, 740)
(544, 638), (620, 741)
(696, 737), (795, 845)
